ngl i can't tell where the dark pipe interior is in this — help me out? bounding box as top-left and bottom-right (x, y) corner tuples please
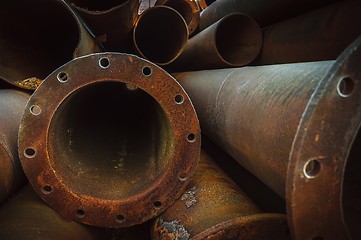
(134, 7), (187, 64)
(164, 0), (193, 27)
(49, 82), (173, 199)
(0, 1), (79, 83)
(216, 14), (260, 65)
(68, 0), (127, 11)
(342, 128), (361, 239)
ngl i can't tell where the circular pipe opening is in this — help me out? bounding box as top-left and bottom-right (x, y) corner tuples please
(67, 0), (127, 11)
(342, 129), (361, 239)
(49, 82), (173, 199)
(164, 0), (194, 27)
(134, 6), (188, 64)
(215, 14), (262, 66)
(0, 0), (79, 83)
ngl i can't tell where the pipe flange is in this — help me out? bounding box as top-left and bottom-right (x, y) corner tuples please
(18, 53), (200, 227)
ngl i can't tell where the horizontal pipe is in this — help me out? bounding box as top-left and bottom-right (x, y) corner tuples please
(174, 36), (361, 239)
(198, 0), (340, 31)
(254, 1), (361, 65)
(66, 0), (139, 51)
(0, 90), (30, 203)
(0, 185), (102, 240)
(169, 13), (262, 71)
(155, 0), (200, 35)
(18, 53), (200, 228)
(152, 150), (289, 239)
(0, 0), (100, 90)
(133, 6), (188, 65)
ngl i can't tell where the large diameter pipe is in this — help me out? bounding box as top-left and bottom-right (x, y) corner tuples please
(155, 0), (200, 35)
(0, 0), (100, 90)
(199, 0), (340, 30)
(169, 13), (262, 71)
(0, 185), (102, 240)
(254, 1), (361, 65)
(152, 150), (289, 240)
(174, 36), (361, 239)
(18, 53), (201, 228)
(133, 6), (188, 65)
(0, 90), (30, 203)
(66, 0), (139, 51)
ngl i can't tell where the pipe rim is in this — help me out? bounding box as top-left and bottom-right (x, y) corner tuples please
(18, 53), (200, 227)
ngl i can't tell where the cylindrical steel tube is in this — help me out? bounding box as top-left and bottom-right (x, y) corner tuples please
(152, 150), (289, 240)
(174, 36), (361, 239)
(18, 53), (200, 228)
(169, 13), (262, 71)
(155, 0), (200, 35)
(199, 0), (340, 30)
(0, 90), (30, 203)
(133, 6), (188, 65)
(0, 0), (100, 90)
(0, 185), (101, 240)
(254, 1), (361, 65)
(66, 0), (139, 51)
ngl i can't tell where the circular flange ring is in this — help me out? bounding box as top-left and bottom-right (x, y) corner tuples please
(18, 53), (200, 227)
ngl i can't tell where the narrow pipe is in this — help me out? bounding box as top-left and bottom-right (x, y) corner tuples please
(253, 1), (361, 65)
(66, 0), (139, 51)
(169, 13), (262, 71)
(0, 90), (30, 203)
(18, 53), (200, 228)
(0, 185), (102, 240)
(199, 0), (340, 30)
(152, 150), (289, 240)
(0, 0), (100, 90)
(155, 0), (200, 35)
(133, 6), (188, 65)
(174, 36), (361, 239)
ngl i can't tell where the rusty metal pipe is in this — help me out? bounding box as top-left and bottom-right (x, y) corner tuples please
(152, 150), (289, 239)
(66, 0), (139, 51)
(254, 1), (361, 65)
(133, 6), (188, 65)
(0, 90), (30, 203)
(18, 53), (200, 228)
(155, 0), (200, 35)
(0, 185), (102, 240)
(199, 0), (340, 30)
(169, 13), (262, 71)
(0, 0), (100, 90)
(174, 36), (361, 239)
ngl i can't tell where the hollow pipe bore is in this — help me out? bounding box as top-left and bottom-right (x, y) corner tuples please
(18, 53), (200, 228)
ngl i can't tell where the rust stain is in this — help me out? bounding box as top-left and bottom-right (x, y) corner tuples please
(180, 186), (197, 208)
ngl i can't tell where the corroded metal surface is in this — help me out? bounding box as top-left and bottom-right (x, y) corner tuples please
(155, 0), (200, 35)
(152, 151), (289, 239)
(134, 6), (188, 65)
(198, 0), (339, 30)
(18, 53), (200, 228)
(66, 0), (139, 51)
(0, 90), (30, 203)
(0, 185), (101, 240)
(254, 1), (361, 65)
(0, 0), (100, 90)
(174, 36), (361, 239)
(169, 13), (262, 71)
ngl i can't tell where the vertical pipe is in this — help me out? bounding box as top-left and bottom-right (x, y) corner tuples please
(66, 0), (139, 51)
(133, 6), (188, 65)
(254, 1), (361, 65)
(0, 0), (100, 90)
(152, 150), (289, 239)
(169, 13), (262, 71)
(0, 90), (30, 203)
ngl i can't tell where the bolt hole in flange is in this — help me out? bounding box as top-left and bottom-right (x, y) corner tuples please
(57, 72), (68, 83)
(178, 172), (188, 181)
(187, 133), (196, 142)
(24, 148), (36, 158)
(142, 66), (152, 76)
(116, 215), (125, 223)
(30, 105), (41, 115)
(303, 159), (321, 178)
(76, 209), (85, 218)
(153, 201), (162, 208)
(42, 185), (53, 194)
(337, 77), (354, 97)
(99, 57), (110, 69)
(175, 94), (184, 104)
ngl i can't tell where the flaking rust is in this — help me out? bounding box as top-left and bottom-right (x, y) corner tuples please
(157, 218), (191, 240)
(181, 186), (197, 208)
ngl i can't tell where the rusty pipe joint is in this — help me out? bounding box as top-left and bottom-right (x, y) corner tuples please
(18, 53), (200, 227)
